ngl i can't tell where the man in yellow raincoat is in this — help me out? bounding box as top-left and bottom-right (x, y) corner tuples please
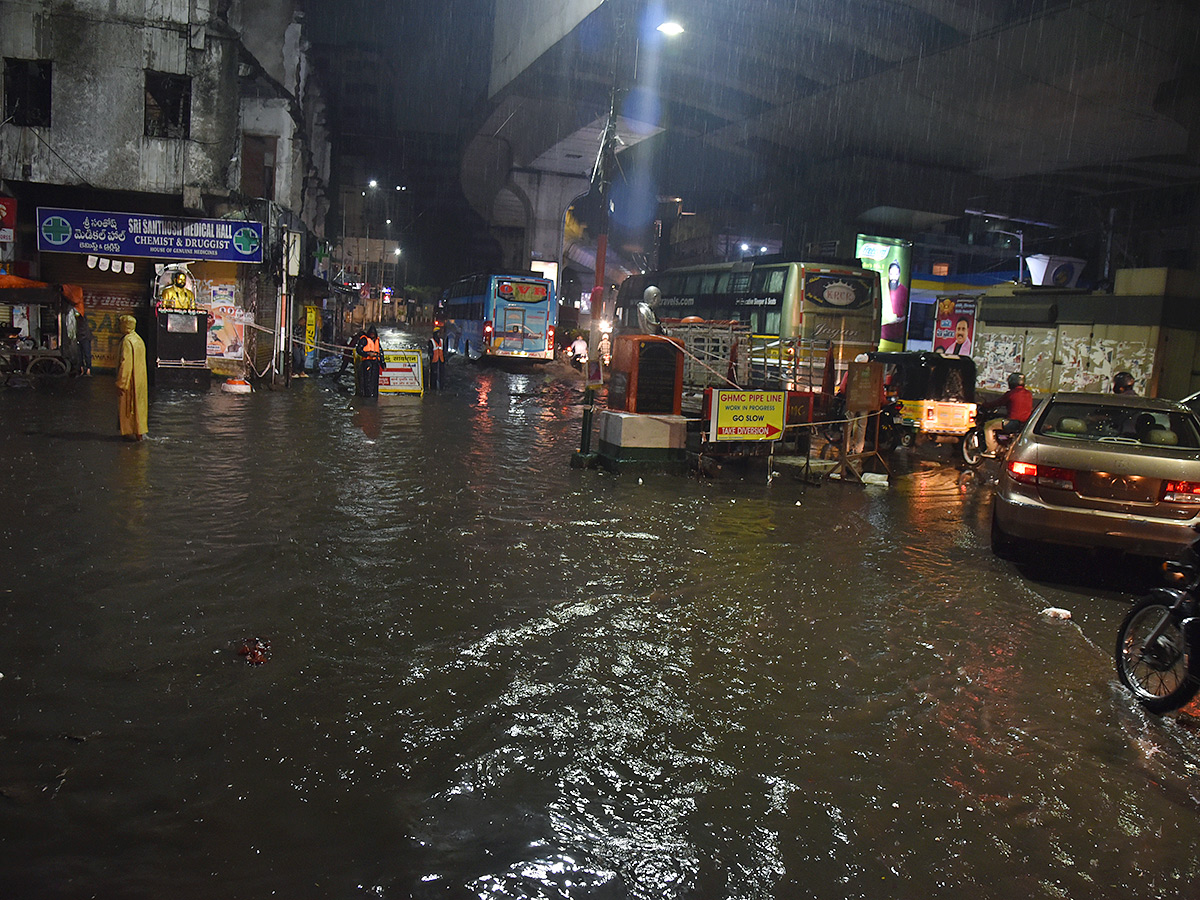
(116, 314), (148, 440)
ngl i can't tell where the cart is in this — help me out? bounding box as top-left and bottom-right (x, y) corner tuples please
(0, 274), (81, 384)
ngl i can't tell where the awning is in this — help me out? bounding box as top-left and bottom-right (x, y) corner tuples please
(0, 274), (85, 314)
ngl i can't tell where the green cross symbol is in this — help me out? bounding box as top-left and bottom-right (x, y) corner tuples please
(233, 227), (260, 255)
(41, 216), (72, 245)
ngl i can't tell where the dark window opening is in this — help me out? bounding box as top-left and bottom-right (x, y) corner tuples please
(145, 71), (191, 139)
(241, 134), (276, 200)
(3, 58), (52, 127)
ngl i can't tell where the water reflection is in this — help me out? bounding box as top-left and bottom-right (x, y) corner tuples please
(2, 361), (1199, 898)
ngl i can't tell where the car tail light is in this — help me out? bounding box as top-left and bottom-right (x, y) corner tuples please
(1007, 460), (1038, 484)
(1006, 460), (1076, 489)
(1163, 480), (1200, 503)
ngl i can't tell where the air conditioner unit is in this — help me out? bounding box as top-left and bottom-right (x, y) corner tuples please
(1026, 254), (1085, 288)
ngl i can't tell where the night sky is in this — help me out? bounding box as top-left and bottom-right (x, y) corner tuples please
(303, 0), (494, 135)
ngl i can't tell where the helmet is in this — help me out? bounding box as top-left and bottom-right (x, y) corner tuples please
(1007, 372), (1025, 389)
(1113, 371), (1135, 393)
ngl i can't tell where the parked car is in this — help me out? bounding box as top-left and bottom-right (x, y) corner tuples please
(992, 392), (1200, 559)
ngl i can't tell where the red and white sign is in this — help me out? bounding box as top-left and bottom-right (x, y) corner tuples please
(0, 196), (16, 243)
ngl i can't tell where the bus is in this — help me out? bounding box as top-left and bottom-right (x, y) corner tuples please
(613, 258), (882, 389)
(439, 272), (557, 361)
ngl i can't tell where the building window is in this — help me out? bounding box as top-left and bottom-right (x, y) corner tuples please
(144, 71), (191, 139)
(241, 134), (277, 200)
(3, 58), (52, 127)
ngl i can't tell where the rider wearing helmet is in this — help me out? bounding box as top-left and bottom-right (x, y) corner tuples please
(978, 372), (1034, 455)
(1112, 371), (1137, 395)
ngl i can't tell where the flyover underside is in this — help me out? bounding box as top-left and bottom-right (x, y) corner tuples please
(468, 0), (1200, 279)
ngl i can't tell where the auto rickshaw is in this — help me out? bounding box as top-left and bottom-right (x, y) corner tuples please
(868, 351), (977, 463)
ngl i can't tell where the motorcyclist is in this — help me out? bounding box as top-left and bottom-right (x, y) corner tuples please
(569, 333), (588, 369)
(1112, 371), (1137, 395)
(978, 372), (1034, 455)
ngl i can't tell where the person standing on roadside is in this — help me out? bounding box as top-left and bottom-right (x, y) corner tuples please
(77, 310), (93, 376)
(116, 314), (148, 441)
(357, 326), (383, 398)
(335, 327), (365, 383)
(428, 327), (445, 390)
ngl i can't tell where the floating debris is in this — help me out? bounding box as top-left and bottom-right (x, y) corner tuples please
(238, 637), (270, 665)
(1040, 607), (1072, 620)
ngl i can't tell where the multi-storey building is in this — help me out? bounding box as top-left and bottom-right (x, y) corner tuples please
(0, 0), (331, 377)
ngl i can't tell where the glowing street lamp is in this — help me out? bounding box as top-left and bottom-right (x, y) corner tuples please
(577, 9), (683, 463)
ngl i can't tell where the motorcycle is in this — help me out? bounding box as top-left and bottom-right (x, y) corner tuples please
(1115, 526), (1200, 713)
(960, 416), (1023, 467)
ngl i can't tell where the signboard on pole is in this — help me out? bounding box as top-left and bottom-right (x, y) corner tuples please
(380, 349), (424, 395)
(36, 207), (263, 263)
(845, 361), (884, 412)
(708, 390), (786, 442)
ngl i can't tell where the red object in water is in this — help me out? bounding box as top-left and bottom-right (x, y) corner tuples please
(238, 637), (270, 665)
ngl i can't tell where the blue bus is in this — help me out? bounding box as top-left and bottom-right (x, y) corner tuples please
(439, 272), (557, 361)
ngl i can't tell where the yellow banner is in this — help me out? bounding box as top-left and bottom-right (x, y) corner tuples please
(708, 390), (786, 442)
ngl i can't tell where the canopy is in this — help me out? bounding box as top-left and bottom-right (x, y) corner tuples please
(0, 274), (85, 314)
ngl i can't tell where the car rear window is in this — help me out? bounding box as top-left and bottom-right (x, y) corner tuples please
(1035, 402), (1200, 449)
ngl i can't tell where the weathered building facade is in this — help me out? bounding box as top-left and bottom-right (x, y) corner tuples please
(0, 0), (331, 377)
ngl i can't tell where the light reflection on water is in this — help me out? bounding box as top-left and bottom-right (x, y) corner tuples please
(2, 358), (1200, 899)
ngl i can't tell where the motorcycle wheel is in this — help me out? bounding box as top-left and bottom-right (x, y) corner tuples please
(960, 429), (984, 467)
(1115, 595), (1200, 713)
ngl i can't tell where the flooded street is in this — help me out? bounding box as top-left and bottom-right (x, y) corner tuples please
(3, 332), (1200, 899)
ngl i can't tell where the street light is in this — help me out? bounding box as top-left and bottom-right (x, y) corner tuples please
(577, 5), (683, 463)
(590, 8), (684, 317)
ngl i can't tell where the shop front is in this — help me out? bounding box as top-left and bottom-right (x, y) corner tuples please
(34, 207), (264, 379)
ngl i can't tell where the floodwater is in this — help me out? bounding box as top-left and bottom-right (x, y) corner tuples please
(3, 327), (1200, 899)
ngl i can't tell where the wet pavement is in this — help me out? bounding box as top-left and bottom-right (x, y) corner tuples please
(3, 328), (1200, 899)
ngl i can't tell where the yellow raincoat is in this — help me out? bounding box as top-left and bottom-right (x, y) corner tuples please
(116, 314), (148, 439)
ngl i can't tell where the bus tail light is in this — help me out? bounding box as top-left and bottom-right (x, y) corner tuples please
(1006, 460), (1076, 490)
(483, 320), (493, 346)
(547, 324), (555, 350)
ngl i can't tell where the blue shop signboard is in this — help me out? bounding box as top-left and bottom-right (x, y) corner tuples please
(36, 207), (264, 264)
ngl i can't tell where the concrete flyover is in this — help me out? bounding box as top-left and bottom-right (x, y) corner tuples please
(462, 0), (1200, 292)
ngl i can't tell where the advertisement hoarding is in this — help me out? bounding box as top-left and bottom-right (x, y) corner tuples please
(856, 235), (912, 352)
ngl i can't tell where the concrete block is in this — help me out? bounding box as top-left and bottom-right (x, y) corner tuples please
(597, 410), (688, 449)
